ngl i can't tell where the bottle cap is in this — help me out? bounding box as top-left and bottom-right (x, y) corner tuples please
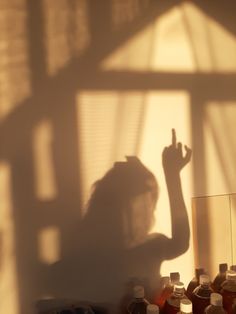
(195, 268), (204, 280)
(174, 282), (185, 294)
(133, 285), (144, 298)
(226, 270), (236, 280)
(199, 274), (210, 285)
(210, 293), (223, 306)
(147, 304), (159, 314)
(230, 265), (236, 272)
(219, 263), (228, 273)
(170, 272), (180, 283)
(180, 299), (192, 313)
(160, 276), (170, 287)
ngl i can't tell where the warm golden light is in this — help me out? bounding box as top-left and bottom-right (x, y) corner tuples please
(76, 90), (194, 286)
(191, 101), (236, 275)
(33, 120), (57, 200)
(1, 0), (236, 312)
(231, 194), (236, 264)
(192, 194), (233, 278)
(76, 92), (146, 210)
(180, 3), (236, 72)
(98, 1), (236, 287)
(38, 226), (60, 264)
(137, 91), (194, 285)
(0, 162), (19, 314)
(101, 2), (236, 73)
(204, 101), (236, 195)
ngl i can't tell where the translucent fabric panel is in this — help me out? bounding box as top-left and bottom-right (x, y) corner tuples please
(102, 2), (236, 72)
(192, 194), (232, 279)
(76, 93), (146, 210)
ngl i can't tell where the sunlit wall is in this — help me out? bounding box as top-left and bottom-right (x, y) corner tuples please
(0, 1), (236, 313)
(78, 1), (236, 286)
(0, 163), (19, 314)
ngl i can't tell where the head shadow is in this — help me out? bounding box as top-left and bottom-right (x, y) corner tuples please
(80, 156), (158, 251)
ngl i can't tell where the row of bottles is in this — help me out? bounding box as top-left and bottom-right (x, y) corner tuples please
(126, 264), (236, 314)
(126, 285), (192, 314)
(127, 285), (159, 314)
(185, 264), (236, 314)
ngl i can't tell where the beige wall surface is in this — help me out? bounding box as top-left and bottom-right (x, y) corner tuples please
(192, 194), (233, 279)
(0, 1), (236, 313)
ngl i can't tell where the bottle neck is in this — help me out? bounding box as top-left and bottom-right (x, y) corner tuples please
(227, 278), (236, 283)
(134, 297), (145, 302)
(211, 305), (223, 308)
(174, 289), (185, 297)
(201, 283), (211, 289)
(223, 278), (236, 292)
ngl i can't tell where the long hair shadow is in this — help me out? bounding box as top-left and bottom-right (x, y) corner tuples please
(43, 152), (190, 313)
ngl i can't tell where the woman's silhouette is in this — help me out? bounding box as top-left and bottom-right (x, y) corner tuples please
(48, 129), (192, 313)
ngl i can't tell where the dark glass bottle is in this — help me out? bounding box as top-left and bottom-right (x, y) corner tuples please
(127, 285), (149, 314)
(232, 298), (236, 314)
(191, 274), (213, 314)
(170, 273), (181, 286)
(164, 282), (188, 314)
(220, 270), (236, 314)
(204, 293), (226, 314)
(146, 304), (160, 314)
(186, 268), (205, 299)
(212, 263), (228, 293)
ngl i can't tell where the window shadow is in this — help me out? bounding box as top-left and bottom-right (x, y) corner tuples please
(1, 1), (236, 314)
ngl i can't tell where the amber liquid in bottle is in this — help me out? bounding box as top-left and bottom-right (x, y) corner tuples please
(154, 276), (172, 311)
(232, 298), (236, 314)
(154, 273), (180, 313)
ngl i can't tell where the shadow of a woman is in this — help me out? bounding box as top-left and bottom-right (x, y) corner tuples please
(47, 129), (191, 313)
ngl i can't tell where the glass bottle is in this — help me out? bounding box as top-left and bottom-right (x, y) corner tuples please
(220, 270), (236, 314)
(204, 293), (226, 314)
(170, 273), (181, 287)
(147, 304), (159, 314)
(154, 276), (172, 311)
(212, 264), (228, 293)
(191, 274), (213, 314)
(186, 268), (205, 299)
(177, 299), (192, 314)
(154, 273), (180, 312)
(232, 298), (236, 314)
(127, 285), (150, 314)
(164, 282), (188, 314)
